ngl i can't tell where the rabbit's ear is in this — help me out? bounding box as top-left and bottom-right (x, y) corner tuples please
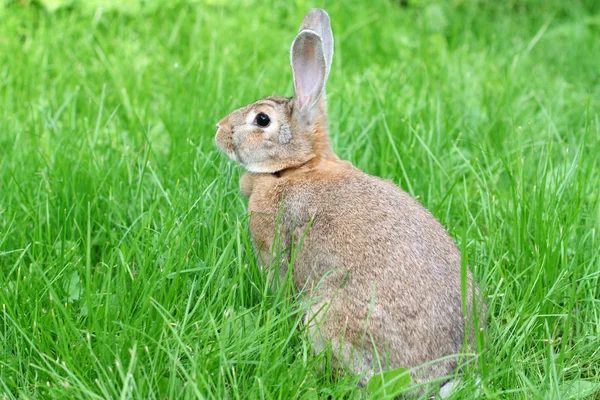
(290, 9), (333, 114)
(290, 30), (325, 112)
(298, 9), (333, 76)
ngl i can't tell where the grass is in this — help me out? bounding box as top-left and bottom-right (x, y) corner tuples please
(1, 0), (599, 398)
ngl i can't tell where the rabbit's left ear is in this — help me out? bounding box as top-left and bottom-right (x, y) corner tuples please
(290, 9), (334, 114)
(298, 9), (333, 77)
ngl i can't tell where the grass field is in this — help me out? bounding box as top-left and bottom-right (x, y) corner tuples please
(1, 0), (600, 398)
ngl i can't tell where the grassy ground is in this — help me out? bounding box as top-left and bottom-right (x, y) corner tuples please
(1, 0), (599, 398)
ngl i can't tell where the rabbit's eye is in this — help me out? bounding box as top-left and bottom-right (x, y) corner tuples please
(255, 112), (271, 127)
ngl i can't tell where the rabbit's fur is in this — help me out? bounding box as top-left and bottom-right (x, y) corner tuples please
(215, 8), (485, 394)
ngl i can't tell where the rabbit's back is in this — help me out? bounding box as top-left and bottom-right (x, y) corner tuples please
(273, 164), (479, 380)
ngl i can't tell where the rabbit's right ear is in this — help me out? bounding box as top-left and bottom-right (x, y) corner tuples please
(290, 9), (334, 120)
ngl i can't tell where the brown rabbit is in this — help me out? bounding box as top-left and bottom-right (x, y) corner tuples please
(215, 8), (484, 396)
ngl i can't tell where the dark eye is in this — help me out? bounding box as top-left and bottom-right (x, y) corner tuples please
(255, 112), (270, 127)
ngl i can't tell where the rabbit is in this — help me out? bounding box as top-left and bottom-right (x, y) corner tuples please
(215, 8), (485, 396)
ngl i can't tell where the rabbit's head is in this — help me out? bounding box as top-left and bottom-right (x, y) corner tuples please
(215, 9), (335, 173)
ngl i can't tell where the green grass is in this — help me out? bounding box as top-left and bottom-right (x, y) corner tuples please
(1, 0), (599, 398)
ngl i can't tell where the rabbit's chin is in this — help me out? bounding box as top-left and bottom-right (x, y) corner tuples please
(224, 151), (239, 163)
(244, 163), (281, 174)
(243, 154), (316, 174)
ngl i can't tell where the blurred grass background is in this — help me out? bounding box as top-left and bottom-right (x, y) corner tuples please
(1, 0), (599, 398)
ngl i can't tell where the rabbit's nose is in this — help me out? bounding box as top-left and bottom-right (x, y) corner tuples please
(216, 116), (230, 130)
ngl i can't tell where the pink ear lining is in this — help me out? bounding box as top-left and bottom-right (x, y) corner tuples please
(297, 48), (319, 109)
(292, 32), (324, 111)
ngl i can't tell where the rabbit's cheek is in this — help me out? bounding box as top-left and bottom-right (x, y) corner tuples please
(278, 124), (292, 144)
(232, 134), (266, 170)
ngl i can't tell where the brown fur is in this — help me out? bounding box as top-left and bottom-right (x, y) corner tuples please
(215, 8), (485, 396)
